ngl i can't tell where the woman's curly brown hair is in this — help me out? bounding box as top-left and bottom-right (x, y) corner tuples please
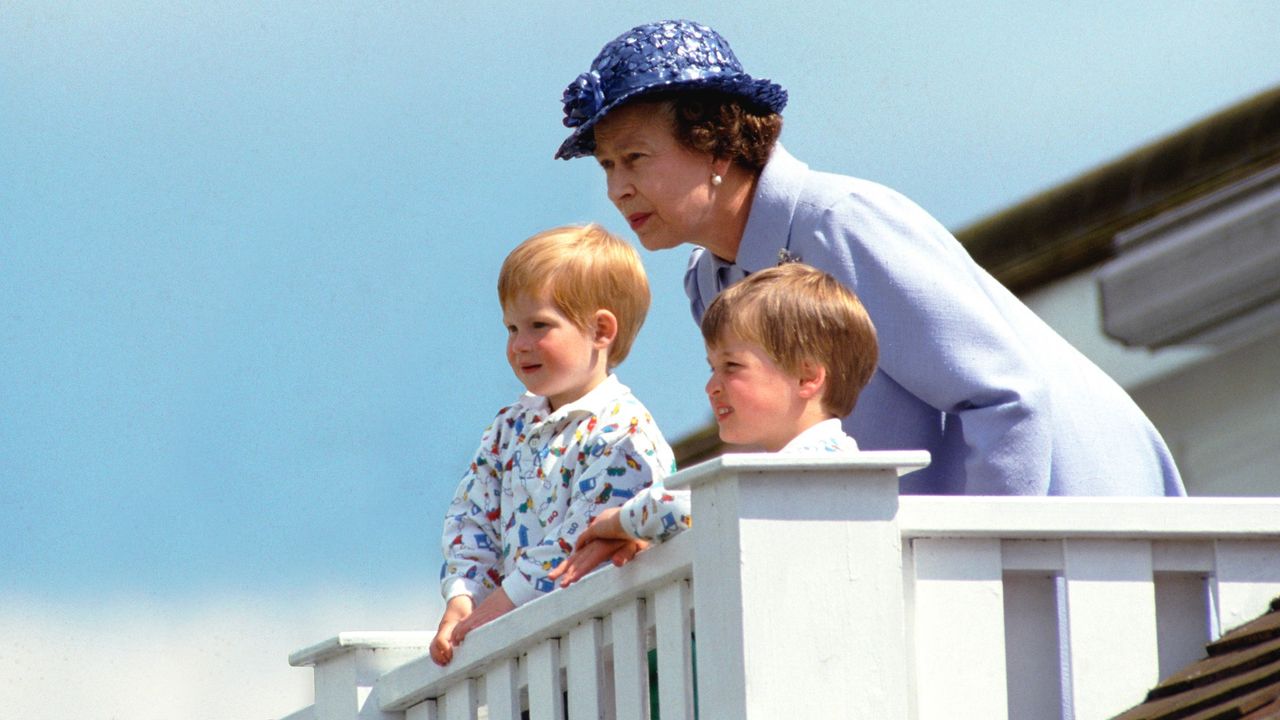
(648, 89), (783, 171)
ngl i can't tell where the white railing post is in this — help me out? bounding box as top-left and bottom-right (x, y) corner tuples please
(669, 452), (929, 719)
(1062, 540), (1160, 720)
(289, 632), (435, 720)
(909, 537), (1009, 719)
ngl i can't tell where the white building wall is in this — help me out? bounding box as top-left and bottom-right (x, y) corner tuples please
(1131, 329), (1280, 496)
(1022, 271), (1280, 497)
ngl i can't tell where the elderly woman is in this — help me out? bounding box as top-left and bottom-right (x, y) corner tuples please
(554, 19), (1184, 498)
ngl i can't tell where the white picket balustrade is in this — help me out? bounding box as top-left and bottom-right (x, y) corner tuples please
(898, 496), (1280, 720)
(377, 526), (697, 720)
(288, 632), (436, 720)
(285, 454), (1280, 720)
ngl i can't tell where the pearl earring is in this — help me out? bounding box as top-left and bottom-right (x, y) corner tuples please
(711, 173), (723, 186)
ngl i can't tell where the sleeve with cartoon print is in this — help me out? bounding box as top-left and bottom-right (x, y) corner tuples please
(440, 410), (508, 606)
(501, 405), (671, 606)
(618, 475), (688, 542)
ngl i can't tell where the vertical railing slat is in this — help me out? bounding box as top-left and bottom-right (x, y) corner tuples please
(1213, 540), (1280, 636)
(1154, 572), (1212, 680)
(567, 619), (605, 719)
(527, 638), (564, 720)
(1063, 539), (1158, 720)
(1002, 571), (1063, 720)
(405, 699), (439, 720)
(484, 657), (521, 720)
(654, 581), (694, 720)
(444, 678), (477, 720)
(610, 598), (649, 720)
(910, 538), (1008, 720)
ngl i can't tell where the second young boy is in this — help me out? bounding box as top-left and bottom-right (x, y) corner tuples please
(550, 262), (878, 585)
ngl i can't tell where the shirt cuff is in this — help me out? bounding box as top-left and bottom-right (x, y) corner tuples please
(501, 571), (541, 608)
(618, 493), (645, 539)
(442, 577), (484, 603)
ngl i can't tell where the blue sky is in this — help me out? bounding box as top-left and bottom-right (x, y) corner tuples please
(3, 2), (1279, 717)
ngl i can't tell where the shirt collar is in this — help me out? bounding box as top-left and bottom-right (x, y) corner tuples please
(736, 143), (810, 273)
(514, 374), (628, 421)
(780, 418), (849, 453)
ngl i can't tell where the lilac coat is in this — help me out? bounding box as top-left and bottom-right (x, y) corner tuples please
(686, 146), (1184, 496)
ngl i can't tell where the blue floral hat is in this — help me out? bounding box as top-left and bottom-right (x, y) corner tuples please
(555, 19), (788, 160)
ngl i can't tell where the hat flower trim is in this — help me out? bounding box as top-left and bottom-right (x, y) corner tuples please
(562, 71), (605, 128)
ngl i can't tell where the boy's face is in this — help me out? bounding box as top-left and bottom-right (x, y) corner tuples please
(705, 333), (807, 452)
(503, 291), (606, 411)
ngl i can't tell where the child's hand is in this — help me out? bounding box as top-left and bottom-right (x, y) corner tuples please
(450, 589), (516, 648)
(549, 507), (650, 587)
(431, 622), (458, 666)
(573, 507), (628, 548)
(430, 595), (474, 666)
(606, 537), (648, 566)
(549, 536), (651, 587)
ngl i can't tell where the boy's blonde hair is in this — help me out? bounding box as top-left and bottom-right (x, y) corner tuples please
(498, 224), (650, 367)
(701, 262), (878, 417)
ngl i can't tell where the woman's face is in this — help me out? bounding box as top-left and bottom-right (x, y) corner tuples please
(592, 103), (718, 252)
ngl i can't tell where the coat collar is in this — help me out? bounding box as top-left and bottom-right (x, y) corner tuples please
(735, 143), (810, 272)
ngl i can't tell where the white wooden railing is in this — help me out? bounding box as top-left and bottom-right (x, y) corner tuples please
(285, 453), (1280, 720)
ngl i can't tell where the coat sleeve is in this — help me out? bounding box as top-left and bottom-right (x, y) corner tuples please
(805, 186), (1054, 494)
(501, 409), (673, 606)
(439, 413), (507, 604)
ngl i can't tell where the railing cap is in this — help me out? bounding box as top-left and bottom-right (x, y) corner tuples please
(899, 495), (1280, 538)
(288, 631), (435, 667)
(666, 450), (931, 490)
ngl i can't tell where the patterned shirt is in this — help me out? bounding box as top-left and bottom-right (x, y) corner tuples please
(440, 375), (675, 607)
(619, 418), (859, 542)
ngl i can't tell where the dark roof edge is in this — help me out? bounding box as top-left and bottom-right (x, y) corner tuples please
(956, 85), (1280, 294)
(671, 423), (724, 470)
